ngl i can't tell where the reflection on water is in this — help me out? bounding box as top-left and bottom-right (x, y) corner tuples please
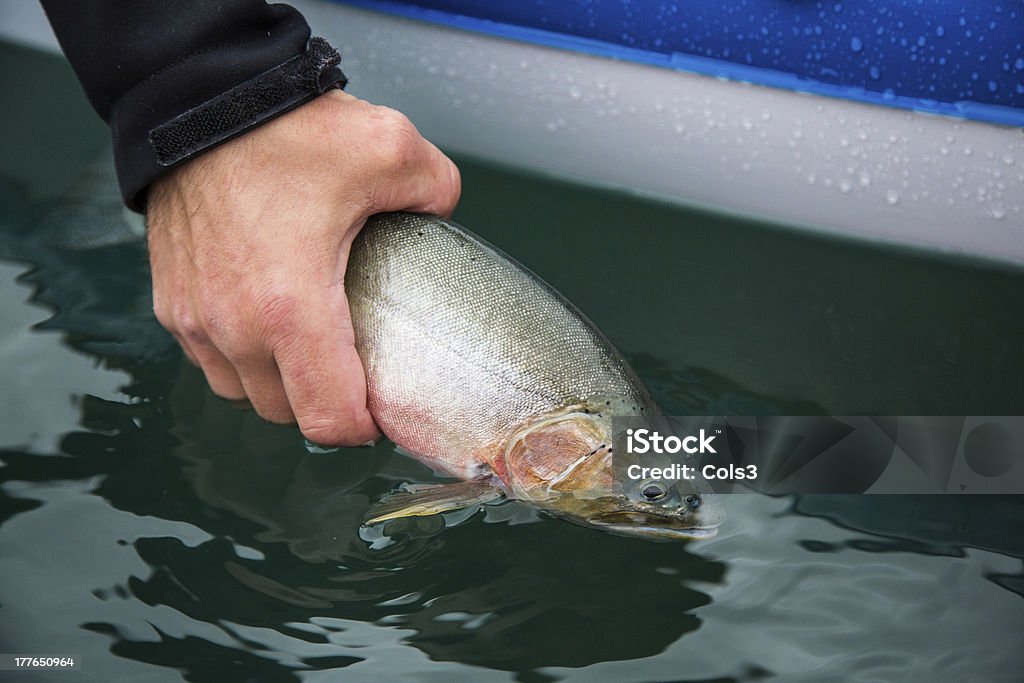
(2, 41), (1024, 682)
(29, 352), (727, 673)
(793, 495), (1024, 566)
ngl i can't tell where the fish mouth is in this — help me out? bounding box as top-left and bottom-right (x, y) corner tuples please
(587, 512), (721, 541)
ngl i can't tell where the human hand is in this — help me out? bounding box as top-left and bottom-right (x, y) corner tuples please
(146, 90), (460, 445)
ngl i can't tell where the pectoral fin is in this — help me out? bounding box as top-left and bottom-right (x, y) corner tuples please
(364, 479), (504, 525)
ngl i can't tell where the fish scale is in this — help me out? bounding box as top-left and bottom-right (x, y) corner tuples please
(347, 212), (647, 475)
(347, 212), (722, 539)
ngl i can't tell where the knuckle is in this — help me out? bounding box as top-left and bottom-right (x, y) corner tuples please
(374, 105), (415, 133)
(196, 300), (242, 355)
(197, 307), (227, 340)
(217, 336), (257, 366)
(176, 308), (209, 346)
(373, 108), (420, 172)
(152, 297), (174, 331)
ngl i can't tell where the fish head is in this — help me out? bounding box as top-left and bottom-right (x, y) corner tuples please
(583, 471), (725, 541)
(502, 407), (724, 541)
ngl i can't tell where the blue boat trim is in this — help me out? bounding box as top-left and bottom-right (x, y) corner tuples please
(333, 0), (1024, 128)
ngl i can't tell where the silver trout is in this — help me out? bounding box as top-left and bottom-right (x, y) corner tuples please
(347, 212), (723, 540)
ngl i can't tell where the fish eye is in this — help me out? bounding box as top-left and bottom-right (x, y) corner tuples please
(684, 495), (702, 510)
(641, 482), (667, 501)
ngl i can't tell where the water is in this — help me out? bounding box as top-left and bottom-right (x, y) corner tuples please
(2, 42), (1023, 682)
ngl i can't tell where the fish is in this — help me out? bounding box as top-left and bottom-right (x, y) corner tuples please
(346, 212), (723, 540)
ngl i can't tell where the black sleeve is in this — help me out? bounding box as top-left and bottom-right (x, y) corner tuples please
(40, 0), (347, 211)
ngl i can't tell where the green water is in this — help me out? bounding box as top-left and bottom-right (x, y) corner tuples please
(1, 41), (1023, 682)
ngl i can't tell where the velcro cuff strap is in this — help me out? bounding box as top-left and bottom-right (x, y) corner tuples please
(149, 36), (346, 167)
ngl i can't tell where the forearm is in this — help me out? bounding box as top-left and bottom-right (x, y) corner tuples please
(41, 0), (345, 210)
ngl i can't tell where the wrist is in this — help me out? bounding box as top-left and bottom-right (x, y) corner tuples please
(123, 37), (346, 213)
